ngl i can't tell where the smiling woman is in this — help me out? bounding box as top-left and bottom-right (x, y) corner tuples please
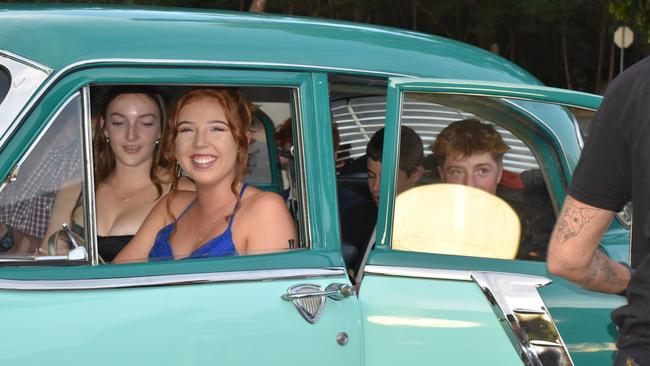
(113, 88), (296, 263)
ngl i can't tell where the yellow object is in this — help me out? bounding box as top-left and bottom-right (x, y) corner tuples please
(393, 184), (520, 259)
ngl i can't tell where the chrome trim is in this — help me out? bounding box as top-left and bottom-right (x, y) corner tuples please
(0, 93), (80, 197)
(282, 283), (326, 324)
(472, 271), (573, 366)
(81, 86), (98, 265)
(0, 57), (411, 150)
(363, 264), (472, 281)
(0, 254), (86, 263)
(364, 265), (573, 365)
(0, 50), (51, 74)
(0, 267), (345, 291)
(292, 88), (312, 248)
(281, 283), (355, 301)
(0, 50), (52, 140)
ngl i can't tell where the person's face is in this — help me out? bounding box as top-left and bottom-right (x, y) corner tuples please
(367, 158), (422, 205)
(175, 97), (240, 186)
(439, 152), (503, 195)
(102, 93), (161, 168)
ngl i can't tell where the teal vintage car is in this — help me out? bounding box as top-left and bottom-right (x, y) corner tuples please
(0, 5), (629, 366)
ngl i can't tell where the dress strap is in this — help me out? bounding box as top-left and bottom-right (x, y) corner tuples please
(177, 197), (197, 221)
(238, 183), (248, 198)
(227, 183), (248, 230)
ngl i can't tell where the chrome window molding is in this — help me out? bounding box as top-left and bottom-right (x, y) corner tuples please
(81, 86), (98, 265)
(0, 267), (345, 291)
(364, 264), (473, 281)
(0, 57), (411, 153)
(291, 88), (312, 248)
(0, 50), (52, 140)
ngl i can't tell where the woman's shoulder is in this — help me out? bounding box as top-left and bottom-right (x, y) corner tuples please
(240, 186), (287, 213)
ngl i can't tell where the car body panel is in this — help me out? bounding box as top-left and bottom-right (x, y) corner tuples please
(0, 273), (361, 366)
(366, 78), (626, 364)
(359, 273), (522, 365)
(0, 6), (539, 84)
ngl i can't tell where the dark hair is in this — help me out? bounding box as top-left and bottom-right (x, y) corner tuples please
(93, 85), (169, 198)
(431, 118), (510, 168)
(366, 126), (423, 176)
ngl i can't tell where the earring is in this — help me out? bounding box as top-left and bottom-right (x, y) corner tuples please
(106, 137), (110, 143)
(155, 138), (160, 145)
(176, 161), (182, 178)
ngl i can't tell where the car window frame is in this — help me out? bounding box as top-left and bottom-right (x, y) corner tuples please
(0, 66), (345, 280)
(377, 78), (603, 251)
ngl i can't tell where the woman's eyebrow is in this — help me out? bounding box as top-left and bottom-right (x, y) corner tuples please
(136, 113), (157, 120)
(177, 120), (194, 127)
(108, 112), (126, 119)
(206, 120), (228, 125)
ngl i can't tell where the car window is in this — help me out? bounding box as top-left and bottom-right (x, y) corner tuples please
(88, 84), (303, 265)
(0, 66), (9, 106)
(0, 94), (86, 260)
(390, 92), (559, 262)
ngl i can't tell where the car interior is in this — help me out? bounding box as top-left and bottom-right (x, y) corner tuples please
(0, 78), (558, 270)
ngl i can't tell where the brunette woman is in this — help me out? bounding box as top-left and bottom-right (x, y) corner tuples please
(41, 86), (192, 262)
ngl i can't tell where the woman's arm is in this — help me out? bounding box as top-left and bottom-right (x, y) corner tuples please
(39, 182), (82, 255)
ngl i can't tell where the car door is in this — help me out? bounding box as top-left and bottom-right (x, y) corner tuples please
(0, 65), (362, 366)
(357, 78), (627, 365)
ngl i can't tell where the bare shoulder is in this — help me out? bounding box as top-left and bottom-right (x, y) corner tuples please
(155, 190), (197, 224)
(241, 186), (287, 212)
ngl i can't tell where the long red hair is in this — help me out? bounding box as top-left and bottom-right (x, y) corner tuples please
(164, 88), (253, 221)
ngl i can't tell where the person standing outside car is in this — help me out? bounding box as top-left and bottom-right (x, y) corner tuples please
(546, 58), (650, 365)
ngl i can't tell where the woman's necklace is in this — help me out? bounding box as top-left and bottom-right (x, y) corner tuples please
(191, 183), (242, 246)
(192, 203), (232, 246)
(107, 181), (150, 203)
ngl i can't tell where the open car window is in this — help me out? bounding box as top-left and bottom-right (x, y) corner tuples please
(0, 94), (87, 262)
(389, 92), (563, 262)
(87, 84), (303, 264)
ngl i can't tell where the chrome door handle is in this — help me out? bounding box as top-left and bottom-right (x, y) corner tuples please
(281, 283), (355, 301)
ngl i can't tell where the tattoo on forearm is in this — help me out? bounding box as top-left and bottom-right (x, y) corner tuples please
(555, 204), (597, 243)
(578, 250), (628, 290)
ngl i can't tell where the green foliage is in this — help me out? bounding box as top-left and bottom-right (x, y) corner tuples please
(610, 0), (650, 40)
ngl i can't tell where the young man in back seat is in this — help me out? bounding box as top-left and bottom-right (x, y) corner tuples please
(341, 126), (424, 281)
(431, 118), (554, 260)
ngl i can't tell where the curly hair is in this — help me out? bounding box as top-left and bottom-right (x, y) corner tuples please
(164, 88), (253, 221)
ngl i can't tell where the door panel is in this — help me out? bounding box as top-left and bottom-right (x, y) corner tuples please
(360, 273), (521, 365)
(0, 272), (361, 365)
(362, 78), (627, 365)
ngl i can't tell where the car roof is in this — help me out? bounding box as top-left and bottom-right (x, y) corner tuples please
(1, 5), (539, 84)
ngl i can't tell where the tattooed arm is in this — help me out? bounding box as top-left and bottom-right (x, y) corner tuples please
(547, 195), (631, 294)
